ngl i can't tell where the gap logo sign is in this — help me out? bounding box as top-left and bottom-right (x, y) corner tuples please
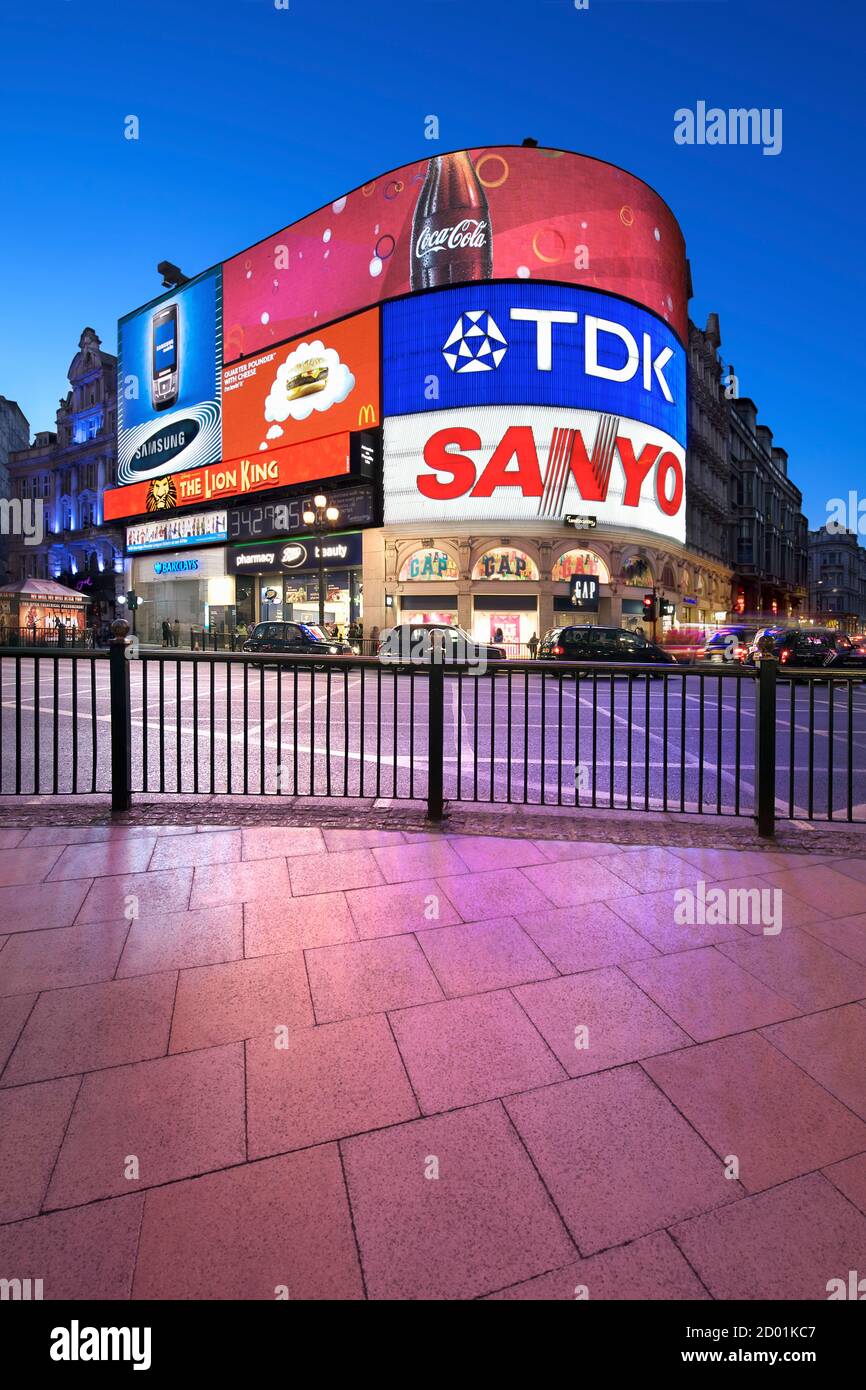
(383, 282), (686, 448)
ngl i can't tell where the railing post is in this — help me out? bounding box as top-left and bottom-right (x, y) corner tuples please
(109, 618), (132, 813)
(427, 658), (445, 821)
(755, 652), (777, 837)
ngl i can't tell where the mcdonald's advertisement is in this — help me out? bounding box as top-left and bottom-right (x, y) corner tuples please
(221, 307), (380, 460)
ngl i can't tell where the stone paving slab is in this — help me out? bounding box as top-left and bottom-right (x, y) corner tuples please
(0, 813), (864, 1300)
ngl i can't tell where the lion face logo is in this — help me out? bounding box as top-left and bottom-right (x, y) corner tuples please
(146, 476), (177, 512)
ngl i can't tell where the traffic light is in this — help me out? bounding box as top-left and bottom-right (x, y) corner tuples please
(642, 593), (657, 622)
(126, 590), (139, 611)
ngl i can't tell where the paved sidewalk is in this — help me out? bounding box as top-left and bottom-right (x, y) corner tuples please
(1, 822), (865, 1299)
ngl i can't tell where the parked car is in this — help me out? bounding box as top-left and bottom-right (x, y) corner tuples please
(538, 626), (677, 670)
(376, 624), (506, 664)
(745, 627), (866, 675)
(695, 627), (754, 664)
(241, 621), (352, 657)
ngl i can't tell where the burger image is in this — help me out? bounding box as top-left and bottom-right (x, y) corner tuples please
(285, 356), (329, 401)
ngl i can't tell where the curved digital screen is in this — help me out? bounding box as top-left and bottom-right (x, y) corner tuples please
(383, 405), (686, 546)
(223, 145), (688, 362)
(383, 282), (686, 448)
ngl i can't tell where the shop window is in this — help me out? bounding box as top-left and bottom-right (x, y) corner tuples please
(398, 548), (459, 582)
(471, 547), (538, 581)
(551, 548), (610, 584)
(401, 608), (457, 626)
(621, 556), (654, 586)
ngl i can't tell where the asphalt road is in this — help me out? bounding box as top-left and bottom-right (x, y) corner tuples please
(2, 654), (866, 821)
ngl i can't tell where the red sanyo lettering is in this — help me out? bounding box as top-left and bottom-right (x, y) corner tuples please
(616, 438), (662, 506)
(418, 427), (480, 499)
(656, 450), (684, 516)
(469, 427), (542, 497)
(418, 424), (683, 511)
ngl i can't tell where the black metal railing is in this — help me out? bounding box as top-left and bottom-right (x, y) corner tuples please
(1, 633), (864, 834)
(0, 626), (95, 649)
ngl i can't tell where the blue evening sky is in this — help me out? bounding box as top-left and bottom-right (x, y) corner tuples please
(1, 0), (863, 529)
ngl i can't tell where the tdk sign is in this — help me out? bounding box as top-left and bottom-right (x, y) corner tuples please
(383, 283), (686, 447)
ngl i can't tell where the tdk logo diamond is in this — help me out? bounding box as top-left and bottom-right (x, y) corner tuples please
(442, 311), (507, 373)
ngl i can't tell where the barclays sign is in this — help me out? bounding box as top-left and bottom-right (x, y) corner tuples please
(383, 281), (686, 448)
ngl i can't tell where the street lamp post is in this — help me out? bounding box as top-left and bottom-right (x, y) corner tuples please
(302, 494), (340, 628)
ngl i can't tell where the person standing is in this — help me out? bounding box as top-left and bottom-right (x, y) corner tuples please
(528, 631), (539, 659)
(172, 618), (180, 648)
(161, 619), (171, 648)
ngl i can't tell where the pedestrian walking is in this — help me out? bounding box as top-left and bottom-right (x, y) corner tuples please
(161, 619), (171, 648)
(494, 627), (504, 644)
(172, 619), (180, 648)
(528, 631), (539, 659)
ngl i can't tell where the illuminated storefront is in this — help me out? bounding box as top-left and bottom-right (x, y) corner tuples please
(226, 533), (363, 633)
(130, 547), (233, 646)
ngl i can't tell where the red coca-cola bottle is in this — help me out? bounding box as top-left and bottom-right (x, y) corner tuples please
(409, 151), (493, 290)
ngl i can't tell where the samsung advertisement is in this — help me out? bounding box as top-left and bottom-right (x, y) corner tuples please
(117, 267), (223, 485)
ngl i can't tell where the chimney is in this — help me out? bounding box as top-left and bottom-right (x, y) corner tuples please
(756, 424), (774, 454)
(705, 313), (721, 349)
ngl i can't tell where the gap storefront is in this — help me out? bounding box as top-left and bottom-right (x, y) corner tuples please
(385, 539), (615, 645)
(226, 533), (363, 634)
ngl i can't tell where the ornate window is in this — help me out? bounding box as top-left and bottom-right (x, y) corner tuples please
(398, 548), (459, 582)
(552, 548), (610, 584)
(621, 556), (654, 586)
(471, 547), (539, 581)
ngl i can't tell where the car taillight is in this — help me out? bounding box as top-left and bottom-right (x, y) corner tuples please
(552, 644), (564, 655)
(780, 648), (790, 663)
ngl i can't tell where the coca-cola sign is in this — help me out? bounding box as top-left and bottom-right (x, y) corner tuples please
(415, 218), (489, 259)
(222, 145), (688, 361)
(382, 405), (686, 545)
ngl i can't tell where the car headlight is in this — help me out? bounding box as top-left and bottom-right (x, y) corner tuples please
(329, 646), (338, 654)
(351, 645), (360, 654)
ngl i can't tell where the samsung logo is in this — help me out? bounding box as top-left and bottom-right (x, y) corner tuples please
(130, 419), (199, 471)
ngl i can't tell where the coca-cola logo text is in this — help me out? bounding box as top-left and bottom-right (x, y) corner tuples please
(415, 219), (489, 259)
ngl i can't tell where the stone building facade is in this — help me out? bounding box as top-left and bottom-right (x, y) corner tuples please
(0, 395), (31, 580)
(729, 396), (808, 620)
(807, 527), (866, 632)
(5, 329), (124, 623)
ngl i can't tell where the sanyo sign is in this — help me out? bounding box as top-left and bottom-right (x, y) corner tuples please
(383, 405), (687, 545)
(383, 281), (687, 447)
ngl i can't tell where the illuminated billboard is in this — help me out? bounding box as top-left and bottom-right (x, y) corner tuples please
(117, 267), (222, 485)
(104, 433), (353, 523)
(383, 282), (685, 447)
(222, 308), (379, 459)
(223, 146), (688, 361)
(125, 511), (229, 552)
(383, 406), (686, 545)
